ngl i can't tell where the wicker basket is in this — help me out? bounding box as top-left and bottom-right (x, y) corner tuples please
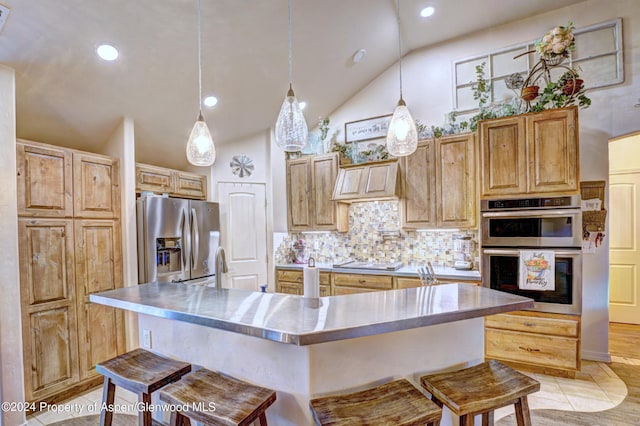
(583, 209), (607, 232)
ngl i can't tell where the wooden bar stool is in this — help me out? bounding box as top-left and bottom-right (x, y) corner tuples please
(159, 368), (277, 426)
(96, 348), (192, 426)
(309, 378), (442, 426)
(420, 360), (540, 426)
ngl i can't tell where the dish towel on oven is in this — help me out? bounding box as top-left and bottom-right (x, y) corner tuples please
(519, 250), (555, 291)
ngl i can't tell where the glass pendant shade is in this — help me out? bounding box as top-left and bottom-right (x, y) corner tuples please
(386, 98), (418, 157)
(275, 85), (308, 152)
(186, 112), (216, 166)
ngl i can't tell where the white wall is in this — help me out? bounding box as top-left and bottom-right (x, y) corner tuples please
(270, 0), (640, 359)
(101, 118), (140, 351)
(0, 65), (26, 426)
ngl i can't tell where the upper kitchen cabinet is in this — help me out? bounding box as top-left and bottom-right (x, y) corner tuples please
(480, 107), (579, 199)
(286, 153), (347, 232)
(135, 163), (207, 200)
(400, 140), (436, 228)
(401, 133), (477, 229)
(333, 159), (400, 202)
(16, 140), (74, 218)
(73, 152), (120, 219)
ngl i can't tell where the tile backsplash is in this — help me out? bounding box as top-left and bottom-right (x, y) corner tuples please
(275, 201), (479, 268)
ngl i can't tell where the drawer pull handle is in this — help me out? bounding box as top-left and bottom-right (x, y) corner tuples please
(524, 322), (536, 327)
(519, 346), (541, 352)
(358, 279), (366, 284)
(296, 277), (302, 282)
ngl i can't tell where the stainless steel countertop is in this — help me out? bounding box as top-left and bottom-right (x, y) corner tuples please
(276, 263), (482, 280)
(90, 283), (531, 345)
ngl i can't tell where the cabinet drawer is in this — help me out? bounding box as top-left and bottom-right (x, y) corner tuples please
(333, 273), (393, 289)
(486, 328), (578, 370)
(486, 313), (579, 337)
(277, 270), (303, 283)
(395, 277), (422, 289)
(276, 270), (330, 285)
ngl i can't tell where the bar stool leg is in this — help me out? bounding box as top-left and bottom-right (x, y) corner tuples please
(139, 392), (152, 426)
(482, 410), (495, 426)
(459, 414), (474, 426)
(258, 411), (268, 426)
(100, 377), (115, 426)
(514, 396), (532, 426)
(169, 412), (192, 426)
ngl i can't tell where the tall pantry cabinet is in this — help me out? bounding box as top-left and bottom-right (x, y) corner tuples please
(16, 140), (125, 404)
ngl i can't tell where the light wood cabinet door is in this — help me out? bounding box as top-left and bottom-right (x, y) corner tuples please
(135, 163), (174, 194)
(311, 154), (347, 231)
(526, 108), (578, 194)
(174, 171), (207, 199)
(480, 116), (527, 198)
(16, 142), (73, 218)
(286, 158), (313, 231)
(18, 219), (79, 401)
(436, 134), (476, 228)
(74, 220), (125, 379)
(401, 140), (436, 229)
(73, 153), (120, 219)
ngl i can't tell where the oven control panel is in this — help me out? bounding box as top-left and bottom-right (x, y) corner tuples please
(482, 195), (580, 211)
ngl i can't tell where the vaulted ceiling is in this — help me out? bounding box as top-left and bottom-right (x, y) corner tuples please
(0, 0), (585, 168)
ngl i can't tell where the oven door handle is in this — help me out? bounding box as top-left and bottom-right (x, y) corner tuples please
(481, 209), (580, 218)
(482, 248), (583, 256)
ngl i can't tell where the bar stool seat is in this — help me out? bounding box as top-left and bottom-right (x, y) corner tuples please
(309, 378), (442, 426)
(96, 348), (192, 426)
(420, 360), (540, 426)
(159, 368), (277, 426)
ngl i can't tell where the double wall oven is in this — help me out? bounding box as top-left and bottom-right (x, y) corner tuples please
(481, 195), (582, 315)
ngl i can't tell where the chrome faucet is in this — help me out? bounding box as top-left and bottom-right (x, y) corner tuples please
(214, 246), (228, 288)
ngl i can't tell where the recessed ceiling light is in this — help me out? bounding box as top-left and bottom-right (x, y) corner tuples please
(203, 96), (218, 107)
(96, 44), (119, 61)
(420, 6), (435, 18)
(299, 101), (307, 110)
(352, 48), (367, 63)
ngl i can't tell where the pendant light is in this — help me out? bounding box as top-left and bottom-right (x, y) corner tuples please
(386, 0), (418, 157)
(186, 0), (216, 167)
(274, 0), (308, 152)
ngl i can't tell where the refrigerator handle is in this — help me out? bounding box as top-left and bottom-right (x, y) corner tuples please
(181, 209), (188, 270)
(191, 207), (199, 269)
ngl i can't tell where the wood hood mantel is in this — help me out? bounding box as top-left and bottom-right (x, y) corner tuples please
(332, 159), (401, 203)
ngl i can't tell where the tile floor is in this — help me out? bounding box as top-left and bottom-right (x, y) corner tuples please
(26, 357), (638, 425)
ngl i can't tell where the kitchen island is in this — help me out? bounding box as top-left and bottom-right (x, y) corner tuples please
(90, 282), (532, 425)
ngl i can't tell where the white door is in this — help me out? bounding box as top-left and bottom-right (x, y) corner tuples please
(609, 171), (640, 324)
(217, 182), (267, 291)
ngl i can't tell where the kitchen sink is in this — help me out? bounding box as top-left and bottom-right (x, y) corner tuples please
(332, 261), (403, 271)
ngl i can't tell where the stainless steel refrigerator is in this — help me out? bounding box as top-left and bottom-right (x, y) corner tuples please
(137, 196), (220, 284)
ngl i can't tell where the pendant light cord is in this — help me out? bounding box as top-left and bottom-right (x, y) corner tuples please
(288, 0), (293, 85)
(396, 0), (403, 100)
(197, 0), (203, 112)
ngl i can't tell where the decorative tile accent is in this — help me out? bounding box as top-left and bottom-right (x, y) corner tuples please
(275, 201), (480, 268)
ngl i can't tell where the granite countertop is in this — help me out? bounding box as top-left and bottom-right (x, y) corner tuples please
(276, 263), (482, 280)
(90, 282), (531, 346)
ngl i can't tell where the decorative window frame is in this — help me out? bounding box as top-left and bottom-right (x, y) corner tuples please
(452, 18), (623, 115)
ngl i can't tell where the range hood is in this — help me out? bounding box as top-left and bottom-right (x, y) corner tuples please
(332, 159), (401, 203)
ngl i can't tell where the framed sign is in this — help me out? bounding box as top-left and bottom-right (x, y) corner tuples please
(344, 114), (392, 144)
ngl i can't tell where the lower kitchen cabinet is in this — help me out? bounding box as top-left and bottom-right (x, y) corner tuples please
(485, 311), (581, 378)
(74, 220), (125, 380)
(275, 269), (330, 296)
